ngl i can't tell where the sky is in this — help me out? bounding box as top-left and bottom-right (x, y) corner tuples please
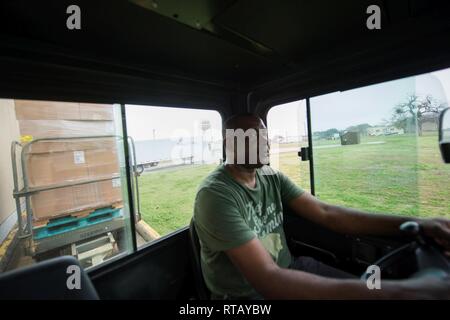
(125, 67), (450, 141)
(269, 67), (450, 135)
(125, 105), (222, 141)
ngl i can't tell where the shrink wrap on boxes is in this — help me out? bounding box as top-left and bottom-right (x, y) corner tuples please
(31, 178), (123, 220)
(14, 100), (123, 221)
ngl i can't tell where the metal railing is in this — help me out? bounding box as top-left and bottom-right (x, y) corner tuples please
(11, 134), (141, 252)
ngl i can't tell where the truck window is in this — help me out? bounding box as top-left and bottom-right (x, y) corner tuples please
(125, 105), (223, 247)
(0, 100), (134, 272)
(267, 100), (311, 193)
(309, 68), (450, 218)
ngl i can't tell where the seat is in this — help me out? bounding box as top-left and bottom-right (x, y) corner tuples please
(188, 218), (210, 299)
(0, 255), (99, 300)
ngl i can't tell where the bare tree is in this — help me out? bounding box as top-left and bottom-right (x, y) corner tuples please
(392, 94), (447, 135)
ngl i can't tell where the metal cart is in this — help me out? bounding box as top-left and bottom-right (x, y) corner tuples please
(11, 135), (142, 258)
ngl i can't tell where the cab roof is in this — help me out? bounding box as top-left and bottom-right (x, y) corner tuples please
(1, 0), (450, 116)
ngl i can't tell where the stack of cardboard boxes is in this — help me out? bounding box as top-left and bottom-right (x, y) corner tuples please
(14, 100), (123, 222)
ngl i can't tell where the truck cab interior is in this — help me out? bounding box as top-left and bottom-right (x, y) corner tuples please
(0, 0), (449, 300)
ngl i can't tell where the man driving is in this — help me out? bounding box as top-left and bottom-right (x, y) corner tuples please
(193, 113), (450, 299)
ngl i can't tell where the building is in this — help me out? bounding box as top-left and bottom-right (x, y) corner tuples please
(368, 126), (404, 136)
(421, 114), (439, 132)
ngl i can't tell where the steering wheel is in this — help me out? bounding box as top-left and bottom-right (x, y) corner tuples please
(361, 221), (450, 281)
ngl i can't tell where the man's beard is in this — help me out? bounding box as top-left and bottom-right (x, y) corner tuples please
(238, 151), (270, 169)
(239, 163), (265, 170)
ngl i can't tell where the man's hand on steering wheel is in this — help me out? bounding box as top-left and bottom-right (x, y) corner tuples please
(419, 218), (450, 255)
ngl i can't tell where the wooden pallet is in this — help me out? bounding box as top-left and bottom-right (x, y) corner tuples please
(33, 206), (123, 241)
(33, 201), (123, 227)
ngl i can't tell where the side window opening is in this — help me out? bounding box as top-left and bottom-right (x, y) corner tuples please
(0, 100), (134, 272)
(310, 69), (450, 218)
(267, 100), (312, 193)
(125, 105), (223, 246)
(267, 67), (450, 219)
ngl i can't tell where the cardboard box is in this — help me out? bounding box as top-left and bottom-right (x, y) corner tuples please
(31, 178), (123, 220)
(15, 100), (115, 121)
(27, 146), (120, 187)
(31, 188), (75, 220)
(14, 99), (123, 221)
(27, 138), (117, 154)
(79, 103), (115, 121)
(18, 120), (116, 139)
(98, 179), (123, 203)
(15, 100), (80, 120)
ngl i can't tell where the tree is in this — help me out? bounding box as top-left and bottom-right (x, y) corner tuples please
(392, 94), (447, 135)
(345, 123), (372, 136)
(313, 128), (339, 140)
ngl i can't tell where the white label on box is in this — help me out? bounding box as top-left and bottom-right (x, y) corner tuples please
(73, 151), (85, 164)
(112, 178), (121, 188)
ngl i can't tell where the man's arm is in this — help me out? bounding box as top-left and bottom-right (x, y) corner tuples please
(288, 192), (413, 236)
(288, 193), (450, 246)
(225, 238), (449, 299)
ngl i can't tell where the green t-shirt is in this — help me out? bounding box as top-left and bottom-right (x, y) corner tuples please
(193, 164), (304, 299)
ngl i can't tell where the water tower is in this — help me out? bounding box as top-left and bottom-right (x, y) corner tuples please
(200, 120), (211, 163)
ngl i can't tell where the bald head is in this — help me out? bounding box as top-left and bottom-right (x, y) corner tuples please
(224, 113), (266, 131)
(223, 113), (270, 169)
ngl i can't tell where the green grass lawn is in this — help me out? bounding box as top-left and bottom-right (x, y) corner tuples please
(137, 164), (216, 236)
(138, 133), (450, 236)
